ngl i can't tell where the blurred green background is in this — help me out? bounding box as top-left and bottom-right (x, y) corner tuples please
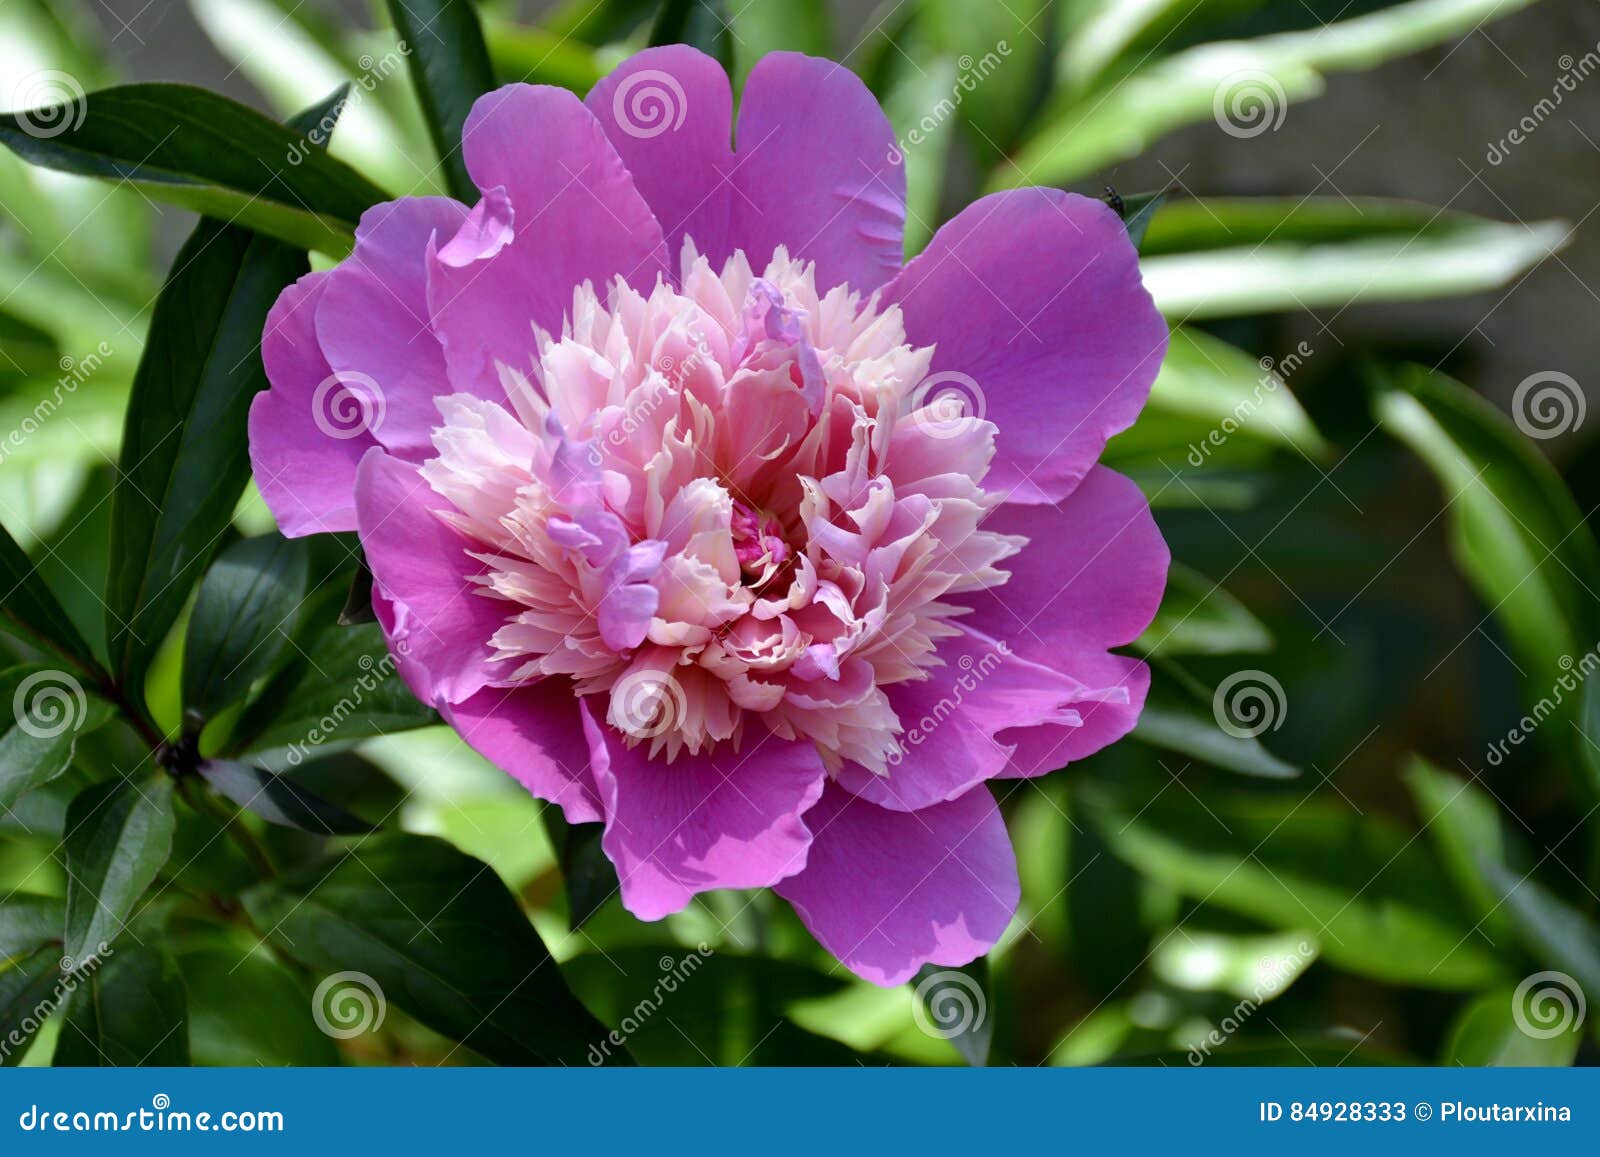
(2, 0), (1599, 1067)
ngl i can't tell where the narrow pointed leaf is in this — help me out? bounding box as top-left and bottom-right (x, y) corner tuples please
(62, 778), (176, 965)
(198, 759), (374, 835)
(0, 84), (385, 254)
(0, 520), (99, 673)
(382, 0), (496, 202)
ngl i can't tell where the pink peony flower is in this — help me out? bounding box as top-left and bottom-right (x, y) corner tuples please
(247, 48), (1168, 985)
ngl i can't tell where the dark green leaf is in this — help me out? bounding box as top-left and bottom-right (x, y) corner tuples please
(53, 944), (187, 1066)
(180, 942), (338, 1066)
(1402, 758), (1522, 946)
(242, 833), (622, 1065)
(0, 517), (99, 673)
(105, 221), (307, 702)
(1085, 783), (1506, 989)
(1136, 564), (1273, 657)
(540, 806), (617, 930)
(1110, 188), (1167, 252)
(0, 894), (64, 960)
(62, 777), (175, 965)
(233, 622), (436, 756)
(1480, 860), (1600, 1003)
(0, 309), (61, 382)
(1375, 367), (1600, 798)
(0, 84), (385, 254)
(338, 559), (377, 626)
(912, 960), (991, 1066)
(198, 759), (373, 835)
(182, 534), (310, 722)
(383, 0), (496, 202)
(0, 665), (113, 811)
(0, 945), (63, 1066)
(649, 0), (734, 71)
(1132, 661), (1300, 779)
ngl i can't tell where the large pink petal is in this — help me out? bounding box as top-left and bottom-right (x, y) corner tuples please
(249, 271), (370, 537)
(776, 783), (1018, 986)
(957, 466), (1167, 775)
(586, 45), (735, 267)
(592, 718), (826, 921)
(733, 53), (904, 294)
(317, 197), (469, 457)
(834, 625), (1102, 811)
(440, 682), (604, 824)
(884, 190), (1166, 504)
(429, 85), (669, 395)
(353, 450), (513, 706)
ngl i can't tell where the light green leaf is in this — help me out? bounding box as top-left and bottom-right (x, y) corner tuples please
(1137, 563), (1273, 657)
(1442, 988), (1581, 1066)
(0, 666), (113, 811)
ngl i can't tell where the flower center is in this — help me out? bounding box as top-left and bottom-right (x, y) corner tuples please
(730, 499), (791, 584)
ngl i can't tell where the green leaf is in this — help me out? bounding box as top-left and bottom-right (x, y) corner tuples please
(179, 941), (338, 1066)
(1111, 189), (1167, 252)
(881, 54), (959, 257)
(912, 960), (992, 1066)
(1479, 860), (1600, 1004)
(242, 832), (622, 1065)
(1132, 661), (1300, 779)
(0, 666), (113, 811)
(53, 944), (188, 1066)
(0, 895), (69, 1059)
(729, 0), (828, 87)
(198, 759), (373, 835)
(1008, 0), (1540, 187)
(182, 533), (309, 722)
(382, 0), (496, 203)
(0, 309), (61, 382)
(1136, 563), (1273, 657)
(0, 518), (100, 674)
(1375, 367), (1600, 796)
(231, 621), (437, 756)
(61, 777), (175, 966)
(1085, 783), (1506, 989)
(540, 807), (618, 931)
(0, 84), (385, 254)
(105, 220), (307, 703)
(649, 0), (734, 71)
(1442, 988), (1581, 1067)
(1140, 326), (1326, 458)
(921, 0), (1050, 148)
(1402, 757), (1522, 946)
(1138, 200), (1565, 319)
